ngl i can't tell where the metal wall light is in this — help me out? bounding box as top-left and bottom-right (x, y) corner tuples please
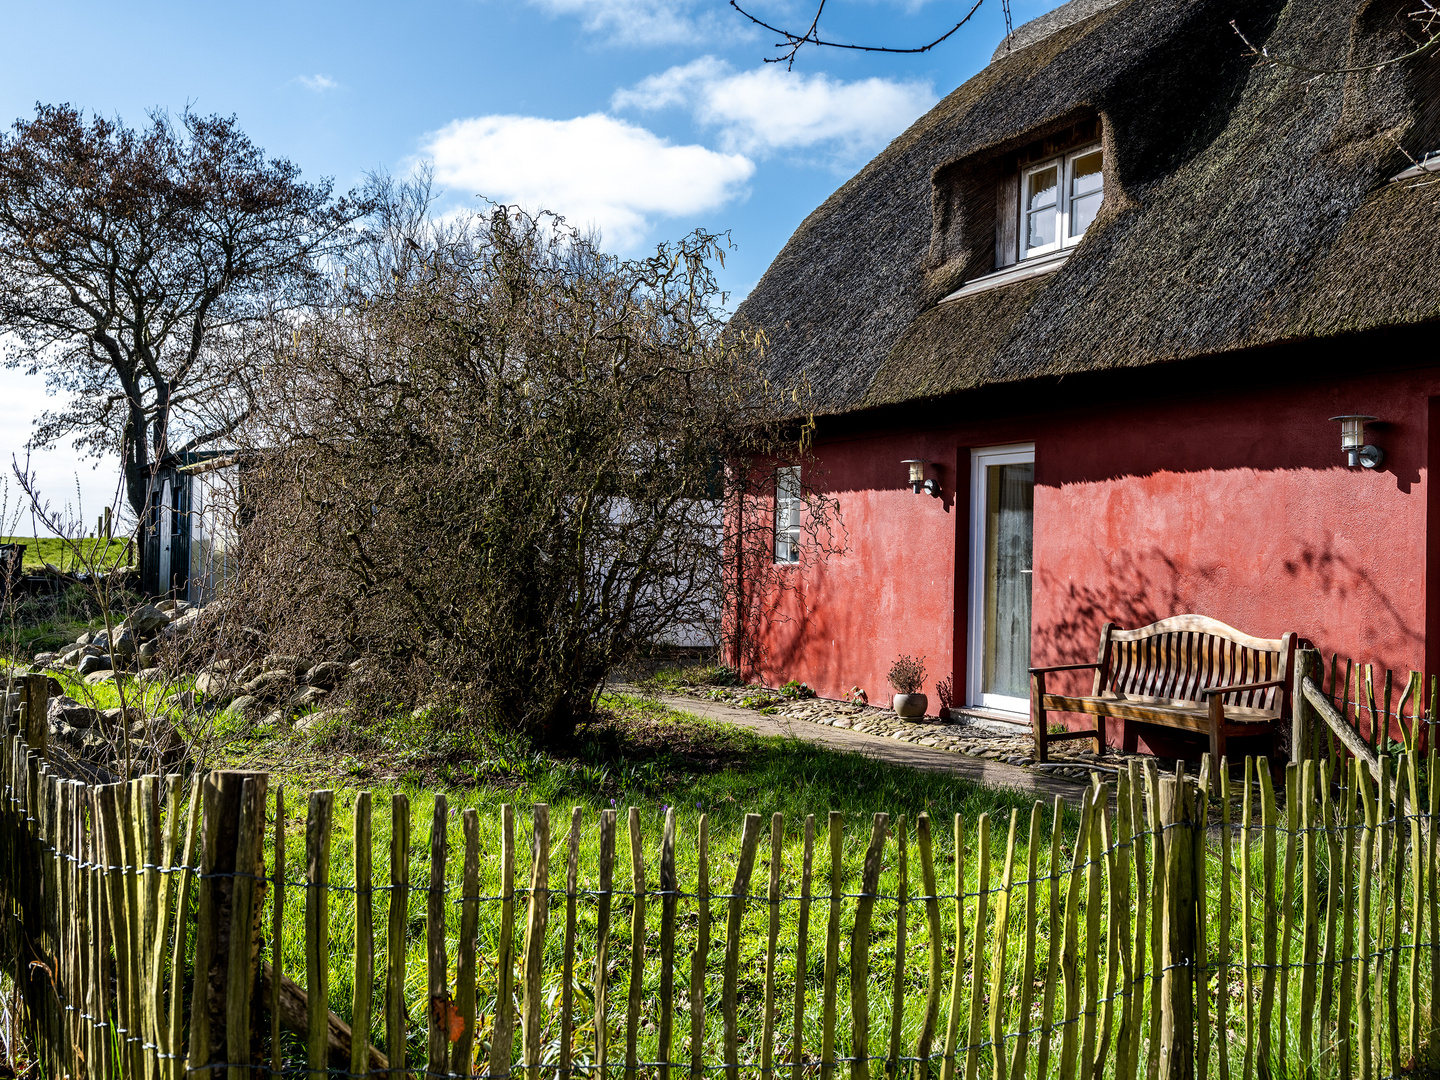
(1331, 415), (1384, 469)
(901, 459), (941, 497)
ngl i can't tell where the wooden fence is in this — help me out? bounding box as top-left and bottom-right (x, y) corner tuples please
(1292, 648), (1438, 764)
(5, 720), (1440, 1080)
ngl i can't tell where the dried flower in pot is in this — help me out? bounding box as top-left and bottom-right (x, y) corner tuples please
(888, 653), (927, 718)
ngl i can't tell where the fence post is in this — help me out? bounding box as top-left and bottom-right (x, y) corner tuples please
(190, 770), (269, 1080)
(1157, 776), (1196, 1080)
(1292, 648), (1321, 765)
(20, 673), (49, 757)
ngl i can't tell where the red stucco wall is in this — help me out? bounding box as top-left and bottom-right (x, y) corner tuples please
(749, 364), (1437, 751)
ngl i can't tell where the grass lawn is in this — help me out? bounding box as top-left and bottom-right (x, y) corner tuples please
(1, 535), (133, 572)
(203, 692), (1076, 1078)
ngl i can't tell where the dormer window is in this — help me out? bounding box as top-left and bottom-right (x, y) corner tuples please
(1021, 144), (1103, 258)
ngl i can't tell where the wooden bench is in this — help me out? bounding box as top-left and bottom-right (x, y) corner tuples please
(1029, 614), (1297, 763)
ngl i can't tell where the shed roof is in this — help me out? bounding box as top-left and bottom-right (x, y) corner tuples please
(734, 0), (1440, 417)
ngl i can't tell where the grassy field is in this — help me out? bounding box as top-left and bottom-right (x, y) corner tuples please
(19, 664), (1398, 1077)
(200, 693), (1073, 1078)
(1, 535), (132, 572)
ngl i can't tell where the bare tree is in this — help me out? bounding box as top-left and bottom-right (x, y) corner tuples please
(0, 104), (368, 522)
(730, 0), (1002, 67)
(231, 185), (843, 745)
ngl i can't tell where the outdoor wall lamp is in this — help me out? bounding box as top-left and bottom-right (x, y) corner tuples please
(1331, 415), (1384, 469)
(901, 459), (941, 497)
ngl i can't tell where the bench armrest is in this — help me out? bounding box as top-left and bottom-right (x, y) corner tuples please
(1029, 662), (1101, 675)
(1199, 678), (1287, 697)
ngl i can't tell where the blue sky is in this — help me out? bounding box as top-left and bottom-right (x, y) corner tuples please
(0, 0), (1063, 530)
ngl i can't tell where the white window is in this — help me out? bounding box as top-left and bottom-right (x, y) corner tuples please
(1021, 144), (1103, 259)
(774, 466), (802, 564)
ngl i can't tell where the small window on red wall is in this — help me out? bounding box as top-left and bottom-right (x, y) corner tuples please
(775, 466), (802, 564)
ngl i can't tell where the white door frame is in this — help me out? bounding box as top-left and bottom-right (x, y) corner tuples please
(967, 443), (1035, 714)
(158, 477), (173, 596)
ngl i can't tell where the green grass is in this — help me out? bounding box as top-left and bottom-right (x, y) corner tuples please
(203, 692), (1075, 1079)
(1, 535), (132, 572)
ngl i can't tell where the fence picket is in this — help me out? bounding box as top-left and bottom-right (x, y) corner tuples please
(1379, 755), (1401, 1076)
(494, 803), (517, 1080)
(455, 808), (479, 1078)
(887, 813), (907, 1080)
(352, 791), (374, 1080)
(724, 813), (762, 1072)
(988, 811), (1017, 1080)
(661, 807), (679, 1080)
(1319, 760), (1339, 1066)
(1299, 762), (1318, 1071)
(793, 813), (815, 1080)
(594, 807), (616, 1080)
(1096, 786), (1124, 1080)
(626, 807), (645, 1080)
(1257, 761), (1278, 1076)
(1238, 757), (1255, 1080)
(271, 786), (285, 1077)
(387, 792), (410, 1080)
(426, 796), (449, 1080)
(1338, 761), (1358, 1080)
(1059, 792), (1092, 1080)
(762, 812), (783, 1080)
(561, 806), (582, 1080)
(1358, 760), (1376, 1080)
(1215, 761), (1231, 1080)
(524, 804), (551, 1080)
(1430, 748), (1439, 1052)
(1008, 804), (1041, 1080)
(691, 814), (709, 1080)
(305, 790), (334, 1080)
(1036, 797), (1063, 1080)
(1081, 786), (1102, 1080)
(226, 776), (265, 1080)
(1125, 764), (1146, 1080)
(964, 812), (991, 1080)
(1406, 748), (1423, 1062)
(822, 811), (844, 1080)
(916, 813), (941, 1080)
(1145, 759), (1165, 1080)
(1278, 763), (1298, 1065)
(851, 813), (888, 1080)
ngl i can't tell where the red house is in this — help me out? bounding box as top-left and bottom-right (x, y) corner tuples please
(731, 0), (1440, 755)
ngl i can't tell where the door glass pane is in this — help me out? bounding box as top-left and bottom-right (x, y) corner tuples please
(1025, 166), (1058, 251)
(1069, 149), (1104, 237)
(983, 462), (1034, 699)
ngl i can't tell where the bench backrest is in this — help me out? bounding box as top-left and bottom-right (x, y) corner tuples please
(1095, 614), (1297, 718)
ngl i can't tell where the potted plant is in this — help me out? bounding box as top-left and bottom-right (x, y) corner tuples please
(888, 653), (927, 718)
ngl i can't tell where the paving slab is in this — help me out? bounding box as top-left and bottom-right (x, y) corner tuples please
(629, 687), (1091, 808)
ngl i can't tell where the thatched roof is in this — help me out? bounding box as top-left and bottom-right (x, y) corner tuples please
(736, 0), (1440, 416)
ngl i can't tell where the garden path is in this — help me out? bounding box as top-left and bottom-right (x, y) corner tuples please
(631, 687), (1091, 807)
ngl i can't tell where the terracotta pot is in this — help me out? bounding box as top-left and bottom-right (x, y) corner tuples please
(893, 693), (928, 718)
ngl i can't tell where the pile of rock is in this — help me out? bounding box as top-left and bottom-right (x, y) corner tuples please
(34, 601), (196, 684)
(186, 653), (353, 729)
(30, 600), (356, 733)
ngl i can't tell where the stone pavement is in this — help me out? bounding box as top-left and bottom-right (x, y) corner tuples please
(627, 687), (1093, 808)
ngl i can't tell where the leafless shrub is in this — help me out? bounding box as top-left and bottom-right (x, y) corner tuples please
(229, 183), (842, 746)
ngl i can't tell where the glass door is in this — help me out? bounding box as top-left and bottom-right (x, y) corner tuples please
(968, 445), (1035, 713)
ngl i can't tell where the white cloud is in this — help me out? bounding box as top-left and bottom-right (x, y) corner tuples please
(612, 57), (935, 161)
(525, 0), (729, 46)
(421, 113), (755, 250)
(296, 74), (339, 92)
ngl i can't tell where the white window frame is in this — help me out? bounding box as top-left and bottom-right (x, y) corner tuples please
(967, 443), (1035, 714)
(1020, 142), (1102, 261)
(774, 465), (802, 565)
